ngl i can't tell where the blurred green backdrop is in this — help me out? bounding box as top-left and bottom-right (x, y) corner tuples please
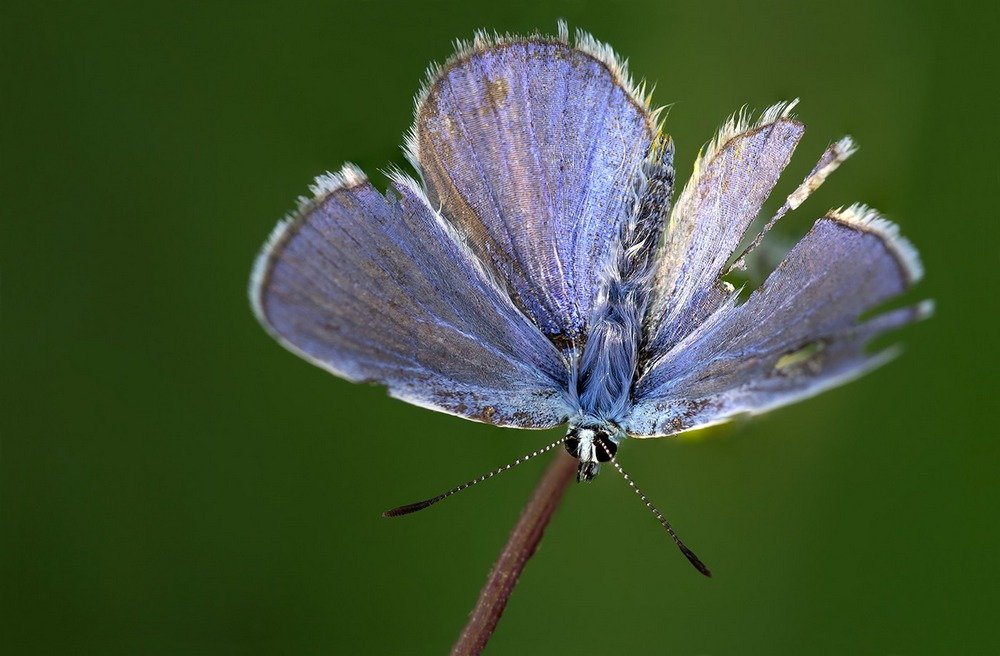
(3, 0), (998, 653)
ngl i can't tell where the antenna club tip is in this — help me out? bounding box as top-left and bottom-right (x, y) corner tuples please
(678, 544), (712, 577)
(382, 499), (438, 517)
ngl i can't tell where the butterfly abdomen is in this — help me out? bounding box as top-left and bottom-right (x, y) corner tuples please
(577, 137), (675, 420)
(578, 283), (642, 418)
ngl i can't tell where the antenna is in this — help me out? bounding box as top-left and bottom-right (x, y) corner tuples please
(382, 437), (566, 518)
(604, 450), (712, 577)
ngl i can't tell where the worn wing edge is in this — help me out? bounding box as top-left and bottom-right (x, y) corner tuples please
(826, 203), (924, 284)
(664, 99), (802, 242)
(402, 20), (662, 174)
(629, 203), (931, 438)
(627, 340), (911, 439)
(248, 163), (573, 429)
(249, 162), (369, 337)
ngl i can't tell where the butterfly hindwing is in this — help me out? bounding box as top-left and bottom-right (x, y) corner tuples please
(251, 166), (572, 428)
(625, 205), (928, 436)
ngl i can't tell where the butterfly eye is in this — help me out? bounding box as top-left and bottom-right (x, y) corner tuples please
(563, 436), (580, 457)
(595, 434), (618, 462)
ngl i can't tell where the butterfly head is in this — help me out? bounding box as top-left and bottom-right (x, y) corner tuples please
(564, 424), (620, 482)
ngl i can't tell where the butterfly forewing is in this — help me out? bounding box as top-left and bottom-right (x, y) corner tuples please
(412, 32), (656, 346)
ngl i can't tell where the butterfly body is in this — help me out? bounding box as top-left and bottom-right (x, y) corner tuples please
(564, 137), (677, 479)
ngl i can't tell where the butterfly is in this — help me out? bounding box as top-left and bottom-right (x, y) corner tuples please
(249, 23), (929, 576)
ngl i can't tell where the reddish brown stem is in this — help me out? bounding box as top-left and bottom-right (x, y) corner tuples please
(451, 450), (577, 656)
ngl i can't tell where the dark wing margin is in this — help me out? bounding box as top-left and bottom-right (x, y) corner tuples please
(250, 164), (573, 429)
(625, 204), (930, 437)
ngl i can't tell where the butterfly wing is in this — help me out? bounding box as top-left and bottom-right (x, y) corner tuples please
(410, 26), (657, 346)
(250, 166), (572, 428)
(643, 103), (805, 357)
(625, 204), (929, 436)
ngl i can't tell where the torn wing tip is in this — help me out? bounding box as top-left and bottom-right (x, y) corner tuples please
(308, 163), (367, 200)
(834, 135), (859, 159)
(915, 298), (936, 320)
(697, 99), (804, 178)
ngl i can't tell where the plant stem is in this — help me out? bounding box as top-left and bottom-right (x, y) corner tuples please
(451, 450), (577, 656)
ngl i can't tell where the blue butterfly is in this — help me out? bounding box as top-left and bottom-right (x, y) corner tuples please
(249, 24), (929, 576)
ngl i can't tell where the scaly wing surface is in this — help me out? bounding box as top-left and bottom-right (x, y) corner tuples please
(626, 204), (928, 436)
(251, 166), (572, 428)
(627, 109), (927, 436)
(410, 26), (658, 346)
(643, 103), (805, 356)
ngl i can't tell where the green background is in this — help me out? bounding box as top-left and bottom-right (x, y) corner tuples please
(4, 0), (997, 653)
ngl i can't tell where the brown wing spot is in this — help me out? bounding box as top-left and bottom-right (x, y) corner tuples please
(484, 76), (509, 108)
(477, 405), (498, 422)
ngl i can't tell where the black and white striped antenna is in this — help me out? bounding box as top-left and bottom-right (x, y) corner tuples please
(594, 439), (712, 577)
(382, 437), (566, 517)
(609, 459), (712, 577)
